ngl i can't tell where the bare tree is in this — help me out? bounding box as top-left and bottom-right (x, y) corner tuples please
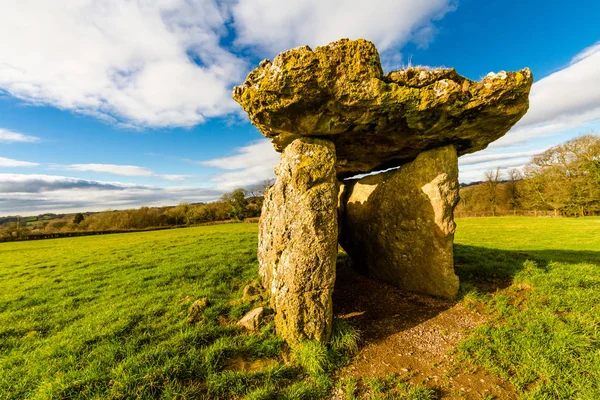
(506, 168), (522, 214)
(484, 168), (501, 216)
(247, 179), (276, 198)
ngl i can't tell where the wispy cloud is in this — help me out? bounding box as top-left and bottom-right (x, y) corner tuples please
(570, 41), (600, 64)
(160, 174), (193, 182)
(0, 157), (39, 167)
(0, 174), (145, 193)
(459, 148), (543, 183)
(194, 139), (279, 190)
(61, 163), (154, 177)
(460, 158), (532, 173)
(196, 140), (279, 170)
(0, 128), (40, 143)
(459, 150), (543, 167)
(53, 163), (192, 182)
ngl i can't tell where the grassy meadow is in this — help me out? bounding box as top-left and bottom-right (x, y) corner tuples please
(0, 217), (599, 399)
(0, 224), (361, 400)
(0, 225), (284, 399)
(454, 217), (600, 399)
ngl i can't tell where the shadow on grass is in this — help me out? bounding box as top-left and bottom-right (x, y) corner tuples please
(454, 244), (600, 292)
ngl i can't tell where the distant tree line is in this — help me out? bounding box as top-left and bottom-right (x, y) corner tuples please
(457, 134), (600, 217)
(2, 135), (597, 241)
(0, 181), (273, 241)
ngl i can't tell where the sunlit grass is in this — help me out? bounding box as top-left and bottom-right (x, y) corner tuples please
(0, 224), (365, 399)
(454, 217), (600, 399)
(0, 224), (282, 399)
(1, 217), (599, 398)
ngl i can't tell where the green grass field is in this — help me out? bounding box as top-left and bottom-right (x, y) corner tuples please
(454, 217), (600, 399)
(1, 218), (599, 399)
(0, 225), (287, 399)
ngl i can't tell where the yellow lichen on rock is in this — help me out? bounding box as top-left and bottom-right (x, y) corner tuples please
(258, 137), (338, 344)
(339, 146), (460, 299)
(233, 38), (532, 177)
(235, 38), (533, 344)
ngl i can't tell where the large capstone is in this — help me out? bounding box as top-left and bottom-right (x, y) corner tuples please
(233, 38), (532, 178)
(339, 145), (460, 299)
(258, 137), (338, 343)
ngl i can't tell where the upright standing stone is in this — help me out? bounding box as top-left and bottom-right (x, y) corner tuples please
(258, 137), (338, 343)
(339, 145), (460, 299)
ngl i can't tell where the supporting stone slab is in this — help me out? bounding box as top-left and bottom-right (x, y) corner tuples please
(339, 145), (460, 299)
(258, 137), (338, 343)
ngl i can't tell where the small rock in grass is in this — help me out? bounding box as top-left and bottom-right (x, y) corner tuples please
(237, 307), (266, 331)
(230, 281), (264, 305)
(243, 283), (259, 298)
(187, 297), (209, 323)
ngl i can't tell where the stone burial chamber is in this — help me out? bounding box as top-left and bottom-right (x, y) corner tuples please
(233, 38), (532, 344)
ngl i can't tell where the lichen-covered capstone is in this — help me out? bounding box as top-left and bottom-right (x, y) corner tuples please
(233, 38), (533, 177)
(258, 137), (338, 343)
(339, 145), (460, 299)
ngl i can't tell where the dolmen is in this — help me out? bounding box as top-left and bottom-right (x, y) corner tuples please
(233, 38), (532, 344)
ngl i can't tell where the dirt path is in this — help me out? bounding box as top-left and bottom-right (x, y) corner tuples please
(333, 265), (517, 399)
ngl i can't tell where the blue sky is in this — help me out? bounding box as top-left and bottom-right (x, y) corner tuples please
(1, 0), (599, 216)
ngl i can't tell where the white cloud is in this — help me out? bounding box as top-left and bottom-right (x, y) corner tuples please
(459, 41), (600, 182)
(0, 173), (144, 193)
(0, 157), (39, 167)
(570, 42), (600, 64)
(460, 158), (531, 174)
(0, 0), (246, 128)
(160, 174), (193, 182)
(0, 174), (222, 216)
(459, 150), (542, 167)
(0, 1), (458, 129)
(232, 0), (455, 57)
(198, 140), (279, 170)
(197, 139), (279, 189)
(61, 163), (154, 177)
(209, 164), (277, 191)
(494, 41), (600, 147)
(459, 148), (545, 182)
(0, 128), (40, 143)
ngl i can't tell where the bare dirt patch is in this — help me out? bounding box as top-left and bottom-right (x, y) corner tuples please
(333, 265), (518, 399)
